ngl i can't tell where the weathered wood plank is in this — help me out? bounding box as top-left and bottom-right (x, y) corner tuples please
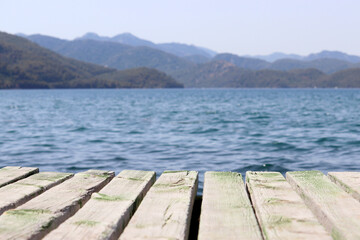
(246, 171), (331, 240)
(0, 172), (74, 215)
(0, 169), (114, 240)
(328, 172), (360, 202)
(119, 170), (198, 240)
(0, 166), (39, 188)
(44, 170), (156, 240)
(287, 171), (360, 240)
(198, 172), (262, 240)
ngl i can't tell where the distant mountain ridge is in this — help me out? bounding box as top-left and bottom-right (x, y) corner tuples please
(78, 32), (156, 48)
(252, 50), (360, 63)
(21, 32), (360, 64)
(18, 32), (360, 88)
(26, 34), (360, 75)
(213, 53), (357, 74)
(0, 32), (183, 89)
(76, 32), (216, 58)
(25, 35), (195, 74)
(250, 52), (303, 62)
(214, 53), (269, 70)
(305, 50), (360, 63)
(171, 60), (360, 88)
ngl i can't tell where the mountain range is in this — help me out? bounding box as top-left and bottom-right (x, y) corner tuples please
(251, 51), (360, 63)
(214, 53), (360, 74)
(0, 32), (183, 89)
(26, 32), (360, 65)
(24, 33), (360, 75)
(76, 33), (360, 64)
(170, 60), (360, 88)
(3, 31), (360, 88)
(25, 34), (195, 73)
(76, 32), (217, 59)
(20, 32), (360, 87)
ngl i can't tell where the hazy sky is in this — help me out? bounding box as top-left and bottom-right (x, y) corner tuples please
(1, 0), (360, 56)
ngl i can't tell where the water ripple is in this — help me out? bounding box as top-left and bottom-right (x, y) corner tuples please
(1, 89), (360, 193)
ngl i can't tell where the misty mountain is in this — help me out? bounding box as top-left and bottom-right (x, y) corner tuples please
(77, 32), (216, 58)
(24, 34), (194, 74)
(304, 50), (360, 63)
(170, 60), (242, 87)
(325, 68), (360, 87)
(25, 33), (360, 76)
(214, 53), (270, 70)
(252, 50), (360, 63)
(26, 34), (68, 51)
(172, 60), (360, 88)
(270, 58), (354, 74)
(157, 42), (214, 58)
(171, 60), (326, 88)
(197, 47), (218, 58)
(0, 32), (183, 88)
(183, 54), (211, 64)
(20, 33), (360, 88)
(251, 52), (303, 62)
(214, 53), (356, 74)
(104, 45), (194, 72)
(77, 32), (156, 48)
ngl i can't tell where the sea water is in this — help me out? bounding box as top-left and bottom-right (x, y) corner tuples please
(1, 89), (360, 192)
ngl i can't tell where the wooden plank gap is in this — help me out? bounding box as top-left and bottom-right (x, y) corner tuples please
(119, 170), (198, 240)
(0, 172), (74, 215)
(287, 170), (360, 240)
(328, 172), (360, 202)
(246, 171), (331, 240)
(44, 170), (156, 240)
(0, 169), (114, 240)
(0, 166), (39, 188)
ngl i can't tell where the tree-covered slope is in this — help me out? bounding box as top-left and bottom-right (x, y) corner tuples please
(322, 68), (360, 87)
(305, 50), (360, 63)
(26, 35), (194, 74)
(0, 32), (183, 89)
(213, 53), (270, 70)
(76, 32), (216, 57)
(20, 33), (360, 88)
(172, 60), (360, 88)
(270, 58), (354, 74)
(214, 53), (355, 74)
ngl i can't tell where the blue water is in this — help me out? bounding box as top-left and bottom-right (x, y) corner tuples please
(1, 89), (360, 192)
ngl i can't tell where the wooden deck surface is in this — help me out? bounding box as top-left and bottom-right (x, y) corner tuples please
(0, 167), (360, 240)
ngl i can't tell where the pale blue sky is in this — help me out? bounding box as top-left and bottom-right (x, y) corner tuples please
(1, 0), (359, 55)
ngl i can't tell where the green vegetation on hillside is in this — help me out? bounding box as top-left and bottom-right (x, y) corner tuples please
(19, 33), (360, 88)
(0, 32), (183, 89)
(27, 35), (194, 74)
(214, 53), (355, 74)
(76, 32), (216, 57)
(213, 53), (270, 70)
(172, 61), (360, 88)
(270, 58), (353, 74)
(325, 68), (360, 88)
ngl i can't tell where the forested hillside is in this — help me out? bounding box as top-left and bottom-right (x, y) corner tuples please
(0, 32), (183, 89)
(15, 32), (360, 88)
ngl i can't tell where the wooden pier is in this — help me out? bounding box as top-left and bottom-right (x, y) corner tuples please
(0, 167), (360, 239)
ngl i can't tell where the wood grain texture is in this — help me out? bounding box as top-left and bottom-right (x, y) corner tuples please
(287, 171), (360, 240)
(246, 171), (331, 240)
(119, 170), (198, 240)
(198, 171), (262, 240)
(44, 170), (156, 240)
(0, 166), (39, 188)
(0, 169), (114, 240)
(328, 172), (360, 202)
(0, 172), (74, 215)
